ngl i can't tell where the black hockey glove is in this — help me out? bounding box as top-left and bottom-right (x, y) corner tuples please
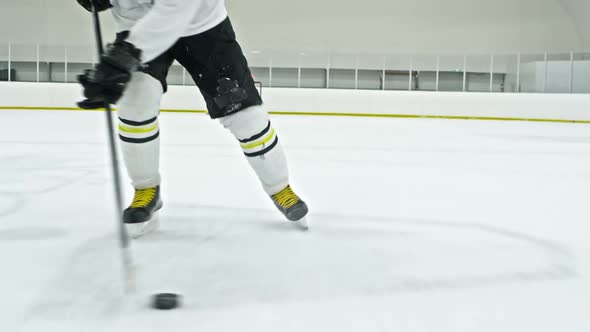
(76, 0), (112, 12)
(77, 41), (141, 109)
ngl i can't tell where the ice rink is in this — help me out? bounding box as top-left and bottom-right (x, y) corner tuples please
(1, 109), (589, 331)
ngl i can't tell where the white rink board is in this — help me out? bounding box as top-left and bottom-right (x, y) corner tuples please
(1, 82), (590, 121)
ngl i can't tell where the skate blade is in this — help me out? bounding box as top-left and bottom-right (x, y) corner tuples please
(126, 212), (160, 239)
(294, 216), (310, 231)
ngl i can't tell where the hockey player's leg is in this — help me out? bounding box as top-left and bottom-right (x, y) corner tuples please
(219, 105), (309, 228)
(117, 72), (164, 237)
(172, 18), (309, 227)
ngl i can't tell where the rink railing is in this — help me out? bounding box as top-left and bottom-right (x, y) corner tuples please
(0, 44), (589, 93)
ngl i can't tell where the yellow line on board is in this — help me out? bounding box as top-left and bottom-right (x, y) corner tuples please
(268, 111), (590, 124)
(1, 106), (589, 124)
(161, 109), (208, 114)
(0, 106), (90, 111)
(0, 106), (208, 113)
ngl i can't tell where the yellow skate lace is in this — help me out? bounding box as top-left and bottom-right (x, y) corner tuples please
(272, 185), (299, 209)
(130, 187), (157, 208)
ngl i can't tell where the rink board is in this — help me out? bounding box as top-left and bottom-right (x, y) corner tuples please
(1, 82), (590, 123)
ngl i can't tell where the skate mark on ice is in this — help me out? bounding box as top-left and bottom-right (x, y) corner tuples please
(484, 134), (590, 144)
(157, 205), (576, 303)
(0, 192), (27, 218)
(0, 152), (102, 195)
(306, 212), (575, 291)
(27, 213), (238, 319)
(30, 205), (576, 315)
(0, 168), (98, 223)
(286, 143), (585, 157)
(27, 234), (132, 321)
(312, 212), (573, 256)
(0, 226), (67, 241)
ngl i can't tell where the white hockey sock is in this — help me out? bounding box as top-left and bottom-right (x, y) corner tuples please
(219, 105), (289, 195)
(116, 72), (163, 189)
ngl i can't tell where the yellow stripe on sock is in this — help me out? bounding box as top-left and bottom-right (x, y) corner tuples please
(118, 123), (158, 134)
(240, 128), (276, 150)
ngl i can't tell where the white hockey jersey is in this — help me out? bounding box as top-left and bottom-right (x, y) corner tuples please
(111, 0), (227, 63)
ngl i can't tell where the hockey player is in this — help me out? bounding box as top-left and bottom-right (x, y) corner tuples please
(75, 0), (309, 236)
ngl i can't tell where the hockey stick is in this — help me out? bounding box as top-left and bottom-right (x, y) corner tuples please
(90, 1), (135, 293)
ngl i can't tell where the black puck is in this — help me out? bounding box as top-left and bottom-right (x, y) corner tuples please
(151, 293), (180, 310)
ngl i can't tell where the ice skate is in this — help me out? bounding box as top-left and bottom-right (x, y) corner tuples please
(271, 185), (309, 230)
(123, 186), (163, 238)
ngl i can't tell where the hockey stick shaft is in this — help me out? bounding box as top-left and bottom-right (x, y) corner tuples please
(90, 1), (134, 292)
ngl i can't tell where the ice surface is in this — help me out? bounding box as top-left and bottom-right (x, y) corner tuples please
(0, 110), (589, 331)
